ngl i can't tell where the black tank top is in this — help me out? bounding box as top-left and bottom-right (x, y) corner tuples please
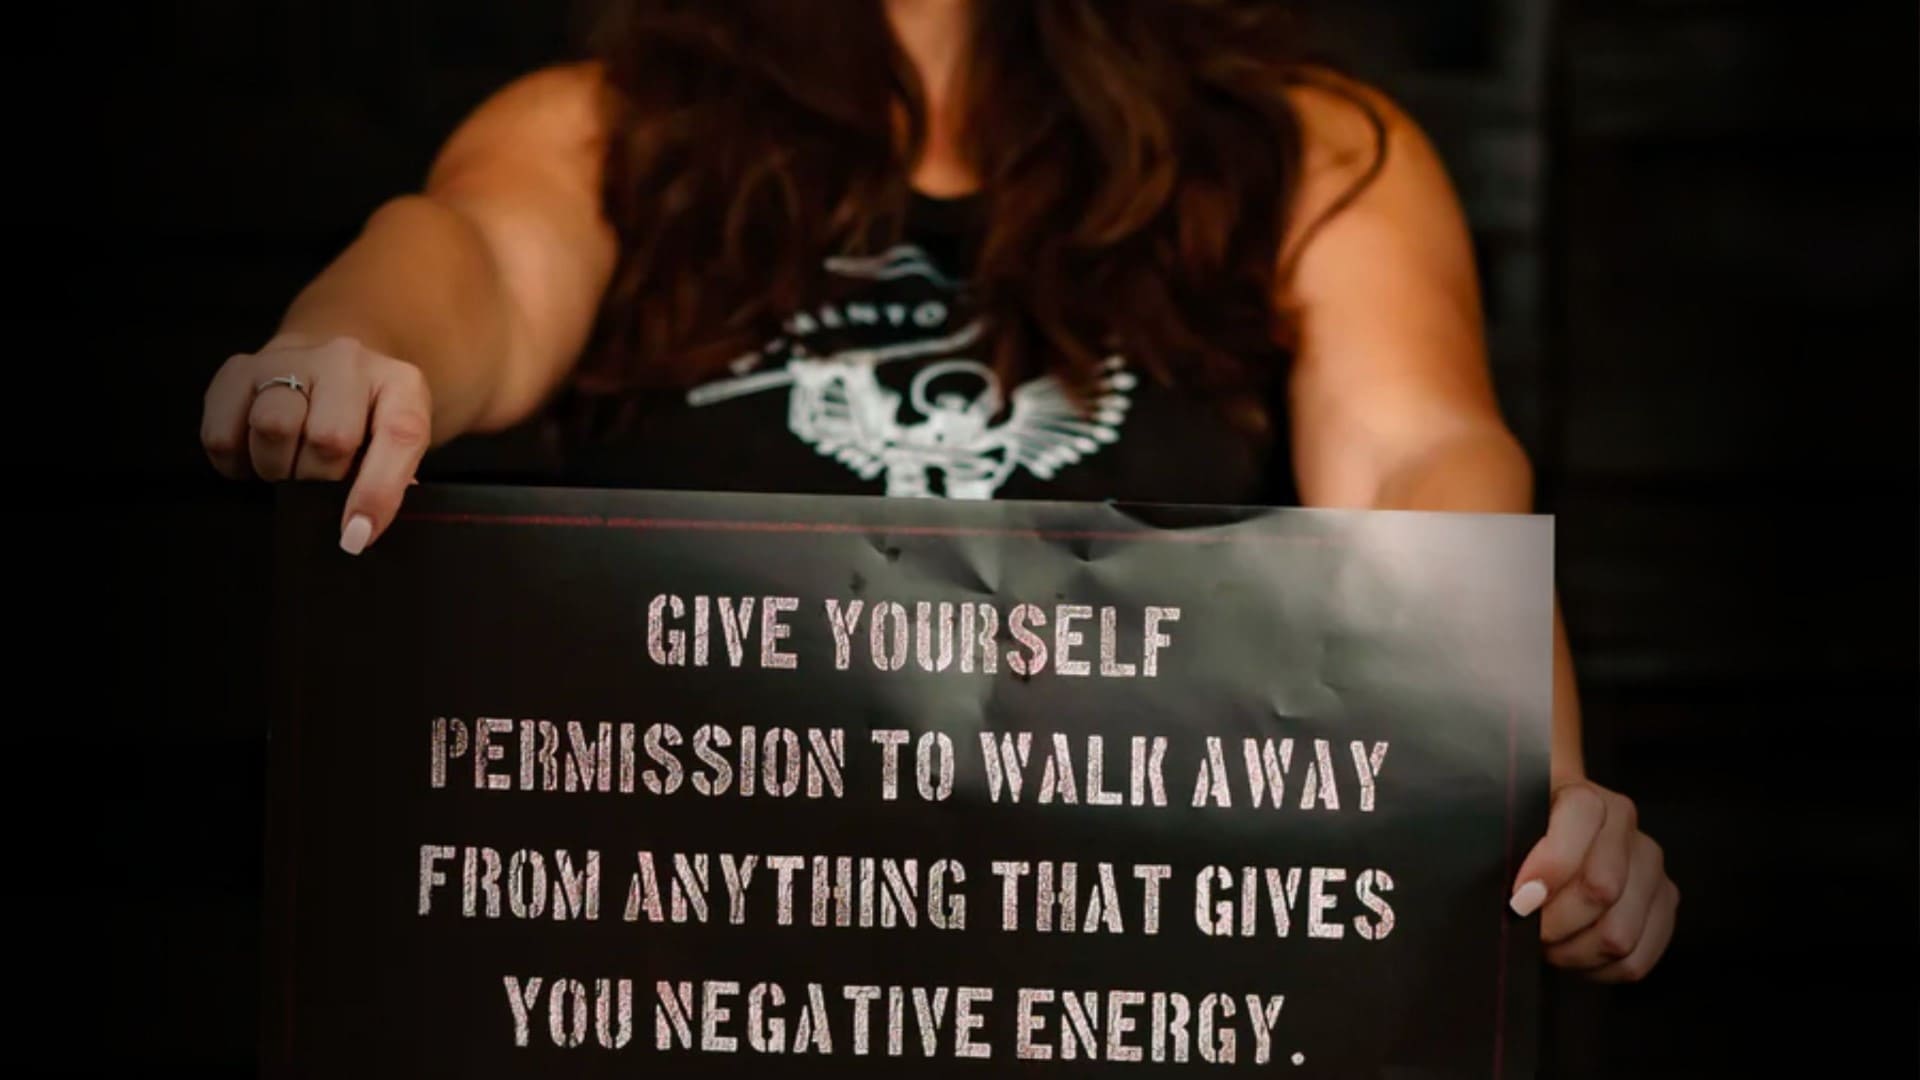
(562, 192), (1298, 507)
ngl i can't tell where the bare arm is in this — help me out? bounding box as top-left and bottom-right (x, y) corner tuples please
(275, 62), (616, 437)
(1280, 79), (1674, 981)
(202, 62), (617, 547)
(1280, 80), (1581, 778)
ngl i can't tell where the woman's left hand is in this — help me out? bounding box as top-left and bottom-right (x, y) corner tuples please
(1508, 778), (1679, 982)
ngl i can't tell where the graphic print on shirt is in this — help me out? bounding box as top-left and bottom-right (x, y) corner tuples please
(686, 244), (1136, 499)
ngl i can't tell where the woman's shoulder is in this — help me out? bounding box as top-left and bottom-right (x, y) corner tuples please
(1276, 69), (1474, 292)
(429, 61), (612, 184)
(1284, 70), (1418, 177)
(466, 60), (610, 123)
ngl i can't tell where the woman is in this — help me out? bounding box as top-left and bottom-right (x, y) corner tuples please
(200, 0), (1675, 982)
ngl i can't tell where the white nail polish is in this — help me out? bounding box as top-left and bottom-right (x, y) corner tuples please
(1509, 879), (1548, 917)
(340, 514), (373, 555)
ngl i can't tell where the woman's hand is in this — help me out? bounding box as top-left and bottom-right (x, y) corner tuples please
(194, 65), (617, 558)
(1509, 778), (1678, 982)
(201, 334), (433, 554)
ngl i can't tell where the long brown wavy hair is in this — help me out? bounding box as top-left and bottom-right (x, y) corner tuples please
(575, 0), (1383, 430)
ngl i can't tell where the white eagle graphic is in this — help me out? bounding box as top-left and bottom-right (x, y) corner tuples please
(687, 319), (1137, 499)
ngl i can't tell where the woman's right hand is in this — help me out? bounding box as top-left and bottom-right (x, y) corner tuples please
(201, 334), (434, 555)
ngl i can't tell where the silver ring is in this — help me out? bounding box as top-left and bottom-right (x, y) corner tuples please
(254, 374), (310, 400)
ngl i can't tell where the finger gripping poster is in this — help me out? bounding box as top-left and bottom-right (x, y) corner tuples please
(265, 484), (1552, 1078)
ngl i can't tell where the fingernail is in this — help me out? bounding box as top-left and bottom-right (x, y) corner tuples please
(340, 514), (373, 556)
(1509, 879), (1548, 917)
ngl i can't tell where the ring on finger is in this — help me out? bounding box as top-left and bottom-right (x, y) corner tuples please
(255, 374), (312, 400)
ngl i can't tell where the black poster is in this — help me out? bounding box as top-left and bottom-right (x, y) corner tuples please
(265, 483), (1553, 1078)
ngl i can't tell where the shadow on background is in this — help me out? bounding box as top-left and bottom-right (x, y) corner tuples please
(31, 0), (1917, 1075)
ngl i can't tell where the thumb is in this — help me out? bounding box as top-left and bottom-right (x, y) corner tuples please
(1509, 782), (1606, 916)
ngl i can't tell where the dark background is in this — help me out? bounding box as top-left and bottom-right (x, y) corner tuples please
(28, 0), (1917, 1076)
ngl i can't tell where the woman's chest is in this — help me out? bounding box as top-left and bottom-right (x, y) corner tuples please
(567, 240), (1292, 507)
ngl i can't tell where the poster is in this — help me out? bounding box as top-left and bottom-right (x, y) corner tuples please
(264, 482), (1552, 1077)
